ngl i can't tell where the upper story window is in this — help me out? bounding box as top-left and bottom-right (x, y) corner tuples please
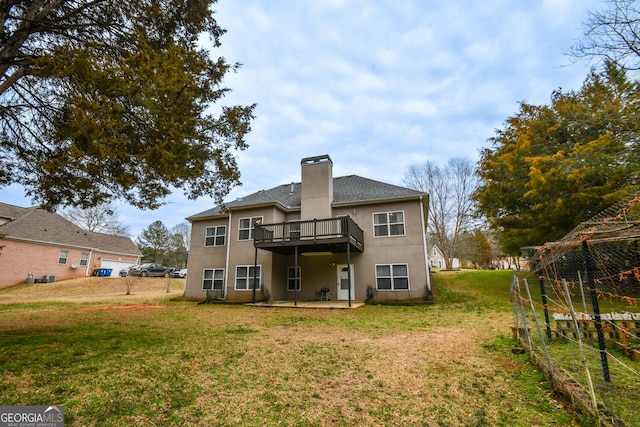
(205, 226), (226, 247)
(238, 216), (263, 241)
(58, 250), (69, 265)
(373, 211), (405, 237)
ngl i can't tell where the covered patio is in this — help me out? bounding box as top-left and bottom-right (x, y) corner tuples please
(252, 216), (365, 307)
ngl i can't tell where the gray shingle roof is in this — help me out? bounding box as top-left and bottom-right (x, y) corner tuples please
(0, 202), (141, 255)
(188, 175), (427, 220)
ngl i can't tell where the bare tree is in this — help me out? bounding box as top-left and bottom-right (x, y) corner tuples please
(172, 222), (191, 254)
(170, 222), (191, 268)
(404, 157), (478, 269)
(122, 275), (137, 295)
(457, 228), (498, 269)
(570, 0), (640, 71)
(62, 203), (130, 237)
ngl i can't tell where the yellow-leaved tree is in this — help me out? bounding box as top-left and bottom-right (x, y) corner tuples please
(475, 63), (639, 254)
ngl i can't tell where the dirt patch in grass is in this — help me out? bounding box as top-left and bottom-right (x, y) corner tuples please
(80, 304), (166, 311)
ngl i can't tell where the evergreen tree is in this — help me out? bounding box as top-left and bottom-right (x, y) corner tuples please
(136, 221), (171, 263)
(1, 1), (254, 210)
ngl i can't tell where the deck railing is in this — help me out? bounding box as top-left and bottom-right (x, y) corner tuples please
(254, 216), (364, 249)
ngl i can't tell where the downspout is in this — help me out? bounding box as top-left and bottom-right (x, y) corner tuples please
(420, 196), (431, 292)
(85, 248), (94, 277)
(224, 212), (232, 299)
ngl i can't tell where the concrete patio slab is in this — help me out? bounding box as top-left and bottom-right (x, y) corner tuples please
(246, 300), (364, 309)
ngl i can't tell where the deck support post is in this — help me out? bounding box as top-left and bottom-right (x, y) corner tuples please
(347, 243), (352, 308)
(294, 245), (298, 306)
(252, 245), (258, 303)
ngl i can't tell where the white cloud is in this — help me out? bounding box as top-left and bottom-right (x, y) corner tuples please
(1, 0), (606, 237)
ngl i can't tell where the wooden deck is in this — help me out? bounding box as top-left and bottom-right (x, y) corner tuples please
(254, 217), (364, 255)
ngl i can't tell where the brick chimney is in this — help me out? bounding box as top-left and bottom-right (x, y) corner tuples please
(300, 155), (333, 220)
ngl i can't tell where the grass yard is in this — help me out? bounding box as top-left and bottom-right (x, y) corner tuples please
(0, 272), (594, 426)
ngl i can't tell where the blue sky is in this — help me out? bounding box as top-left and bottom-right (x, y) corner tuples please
(0, 0), (604, 238)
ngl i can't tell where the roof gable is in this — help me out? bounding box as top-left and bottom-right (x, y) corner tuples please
(0, 202), (140, 255)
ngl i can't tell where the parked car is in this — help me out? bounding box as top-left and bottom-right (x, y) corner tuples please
(173, 268), (188, 278)
(128, 263), (174, 278)
(119, 265), (138, 277)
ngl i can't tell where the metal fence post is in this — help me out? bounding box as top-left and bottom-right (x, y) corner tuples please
(539, 277), (552, 341)
(582, 240), (610, 383)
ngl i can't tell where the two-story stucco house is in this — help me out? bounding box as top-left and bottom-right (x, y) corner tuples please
(184, 155), (431, 304)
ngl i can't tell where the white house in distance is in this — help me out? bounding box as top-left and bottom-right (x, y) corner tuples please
(428, 244), (460, 270)
(429, 245), (446, 269)
(184, 155), (431, 304)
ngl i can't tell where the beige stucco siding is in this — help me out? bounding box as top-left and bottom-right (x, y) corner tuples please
(184, 215), (229, 298)
(185, 197), (429, 302)
(185, 207), (283, 300)
(338, 200), (429, 300)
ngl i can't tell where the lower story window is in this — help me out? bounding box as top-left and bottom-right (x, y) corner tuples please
(203, 268), (224, 290)
(376, 264), (409, 290)
(287, 267), (301, 291)
(80, 253), (89, 266)
(235, 265), (261, 290)
(58, 250), (69, 265)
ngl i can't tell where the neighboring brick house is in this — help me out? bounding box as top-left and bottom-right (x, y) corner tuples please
(0, 202), (141, 289)
(184, 155), (431, 304)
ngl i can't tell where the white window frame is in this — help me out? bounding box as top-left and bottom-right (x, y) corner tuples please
(375, 263), (410, 291)
(373, 211), (405, 237)
(58, 250), (69, 265)
(287, 266), (301, 291)
(205, 225), (226, 247)
(203, 268), (224, 290)
(235, 265), (261, 290)
(238, 216), (263, 241)
(79, 253), (89, 266)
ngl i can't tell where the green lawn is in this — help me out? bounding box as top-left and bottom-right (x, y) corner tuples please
(0, 272), (595, 426)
